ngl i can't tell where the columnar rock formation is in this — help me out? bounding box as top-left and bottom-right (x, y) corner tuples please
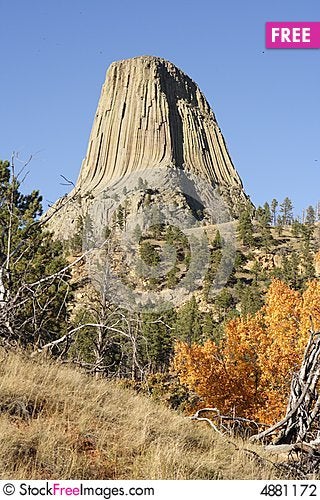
(47, 55), (248, 241)
(76, 55), (244, 196)
(46, 56), (248, 309)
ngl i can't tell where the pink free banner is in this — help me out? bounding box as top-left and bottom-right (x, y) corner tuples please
(266, 22), (320, 48)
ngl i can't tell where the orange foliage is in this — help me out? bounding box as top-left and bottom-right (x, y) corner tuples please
(300, 280), (320, 345)
(257, 280), (301, 422)
(314, 250), (320, 266)
(173, 279), (320, 425)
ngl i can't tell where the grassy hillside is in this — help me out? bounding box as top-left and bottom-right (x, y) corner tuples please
(0, 347), (288, 480)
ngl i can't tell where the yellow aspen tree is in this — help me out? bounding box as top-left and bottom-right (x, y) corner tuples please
(221, 314), (265, 417)
(257, 280), (302, 422)
(173, 279), (320, 425)
(173, 315), (265, 418)
(173, 339), (224, 410)
(299, 280), (320, 349)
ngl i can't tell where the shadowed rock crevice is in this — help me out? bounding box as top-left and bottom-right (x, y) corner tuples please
(157, 61), (187, 169)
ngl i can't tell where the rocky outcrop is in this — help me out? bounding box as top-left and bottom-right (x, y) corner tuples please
(44, 56), (252, 311)
(76, 55), (244, 196)
(46, 56), (248, 241)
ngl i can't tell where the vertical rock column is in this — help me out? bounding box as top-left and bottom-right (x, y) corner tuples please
(76, 55), (245, 197)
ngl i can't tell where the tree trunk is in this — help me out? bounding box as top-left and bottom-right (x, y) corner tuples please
(251, 331), (320, 444)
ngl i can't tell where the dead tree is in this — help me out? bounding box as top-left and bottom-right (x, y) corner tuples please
(190, 407), (267, 438)
(0, 154), (82, 349)
(251, 328), (320, 445)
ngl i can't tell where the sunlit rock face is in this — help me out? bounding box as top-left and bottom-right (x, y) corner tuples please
(47, 56), (248, 240)
(76, 55), (245, 195)
(46, 56), (250, 310)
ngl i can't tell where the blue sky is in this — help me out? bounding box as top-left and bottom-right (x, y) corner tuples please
(0, 0), (319, 215)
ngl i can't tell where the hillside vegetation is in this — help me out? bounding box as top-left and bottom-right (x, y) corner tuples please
(0, 347), (286, 480)
(1, 157), (320, 478)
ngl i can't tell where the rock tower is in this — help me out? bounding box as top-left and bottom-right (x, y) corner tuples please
(76, 55), (244, 195)
(47, 56), (248, 238)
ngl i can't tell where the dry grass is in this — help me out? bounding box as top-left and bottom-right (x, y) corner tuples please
(0, 348), (285, 480)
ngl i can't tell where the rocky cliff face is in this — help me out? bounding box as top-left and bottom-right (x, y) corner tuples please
(76, 55), (244, 196)
(47, 55), (248, 242)
(46, 56), (249, 311)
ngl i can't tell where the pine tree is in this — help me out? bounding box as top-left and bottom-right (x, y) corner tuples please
(139, 241), (161, 267)
(166, 265), (179, 288)
(276, 215), (284, 236)
(0, 160), (71, 347)
(271, 199), (278, 226)
(175, 296), (203, 345)
(255, 205), (272, 250)
(301, 222), (315, 245)
(203, 247), (222, 302)
(251, 260), (263, 286)
(255, 206), (265, 223)
(140, 310), (176, 372)
(237, 283), (263, 316)
(263, 202), (272, 224)
(280, 197), (294, 225)
(280, 250), (301, 289)
(305, 205), (316, 225)
(237, 207), (254, 246)
(201, 313), (218, 341)
(69, 215), (83, 253)
(214, 289), (235, 320)
(212, 229), (222, 250)
(291, 219), (302, 238)
(117, 205), (125, 230)
(301, 243), (315, 281)
(316, 202), (320, 222)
